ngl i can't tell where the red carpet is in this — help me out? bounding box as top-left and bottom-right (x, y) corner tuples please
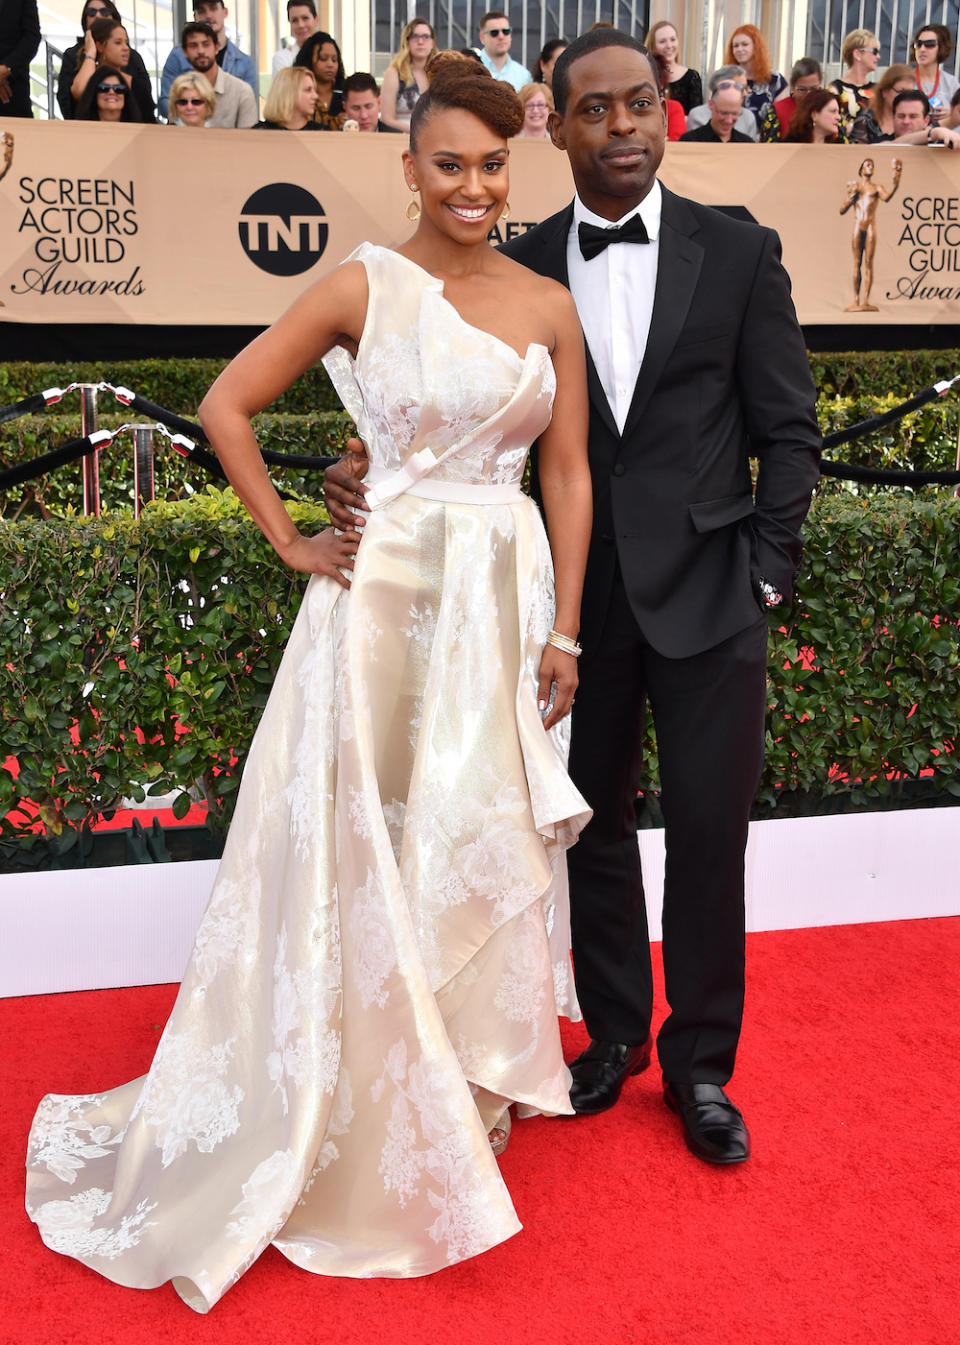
(2, 918), (958, 1345)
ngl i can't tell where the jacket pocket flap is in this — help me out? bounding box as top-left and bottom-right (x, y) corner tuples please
(689, 493), (755, 533)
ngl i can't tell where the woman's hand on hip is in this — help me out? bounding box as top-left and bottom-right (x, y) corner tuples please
(279, 528), (363, 587)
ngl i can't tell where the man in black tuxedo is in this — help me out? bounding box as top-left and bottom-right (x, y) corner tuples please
(0, 0), (40, 118)
(323, 28), (820, 1165)
(497, 29), (820, 1164)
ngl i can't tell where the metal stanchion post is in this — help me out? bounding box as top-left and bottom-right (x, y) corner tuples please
(79, 384), (101, 517)
(133, 426), (156, 517)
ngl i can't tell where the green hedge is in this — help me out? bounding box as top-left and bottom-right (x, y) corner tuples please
(5, 349), (958, 413)
(0, 359), (344, 416)
(1, 489), (957, 849)
(0, 411), (355, 520)
(0, 490), (327, 838)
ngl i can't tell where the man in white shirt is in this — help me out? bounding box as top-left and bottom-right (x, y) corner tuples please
(501, 31), (820, 1164)
(183, 22), (257, 128)
(476, 10), (530, 92)
(272, 0), (318, 76)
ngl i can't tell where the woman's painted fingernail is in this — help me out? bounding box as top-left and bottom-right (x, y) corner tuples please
(538, 699), (547, 711)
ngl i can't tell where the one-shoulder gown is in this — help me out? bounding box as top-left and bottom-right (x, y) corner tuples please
(25, 244), (590, 1312)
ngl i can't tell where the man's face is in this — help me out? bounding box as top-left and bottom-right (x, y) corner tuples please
(288, 5), (316, 43)
(709, 85), (743, 138)
(185, 32), (217, 71)
(479, 17), (512, 60)
(894, 99), (929, 135)
(344, 88), (380, 130)
(549, 46), (665, 220)
(193, 2), (226, 37)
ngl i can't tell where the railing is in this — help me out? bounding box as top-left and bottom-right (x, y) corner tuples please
(370, 0), (649, 79)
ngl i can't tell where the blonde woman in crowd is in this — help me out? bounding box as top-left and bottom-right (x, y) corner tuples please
(167, 70), (215, 127)
(379, 16), (436, 130)
(645, 19), (701, 112)
(514, 80), (552, 137)
(255, 65), (322, 129)
(828, 29), (881, 133)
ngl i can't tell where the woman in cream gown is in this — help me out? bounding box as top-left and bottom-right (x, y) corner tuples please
(25, 63), (593, 1313)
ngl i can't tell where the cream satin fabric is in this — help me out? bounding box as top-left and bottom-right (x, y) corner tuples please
(25, 245), (590, 1313)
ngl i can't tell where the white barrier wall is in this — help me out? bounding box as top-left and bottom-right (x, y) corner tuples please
(1, 808), (958, 997)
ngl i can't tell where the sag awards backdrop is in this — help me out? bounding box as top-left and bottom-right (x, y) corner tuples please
(1, 122), (960, 326)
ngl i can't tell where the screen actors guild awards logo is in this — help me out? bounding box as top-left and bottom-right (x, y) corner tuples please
(0, 132), (12, 306)
(239, 183), (328, 276)
(0, 131), (13, 186)
(839, 157), (902, 311)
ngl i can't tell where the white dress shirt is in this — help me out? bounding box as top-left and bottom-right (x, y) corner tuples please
(567, 180), (662, 434)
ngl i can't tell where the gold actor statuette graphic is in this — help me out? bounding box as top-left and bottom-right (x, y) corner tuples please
(0, 130), (12, 184)
(839, 157), (902, 312)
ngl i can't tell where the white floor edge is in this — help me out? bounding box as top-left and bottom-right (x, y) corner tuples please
(2, 808), (958, 998)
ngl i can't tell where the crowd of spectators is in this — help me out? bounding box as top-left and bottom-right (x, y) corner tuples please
(4, 0), (960, 158)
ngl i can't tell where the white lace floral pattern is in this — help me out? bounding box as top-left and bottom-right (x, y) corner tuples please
(25, 241), (588, 1313)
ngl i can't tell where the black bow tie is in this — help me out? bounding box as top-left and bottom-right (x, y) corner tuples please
(578, 214), (650, 260)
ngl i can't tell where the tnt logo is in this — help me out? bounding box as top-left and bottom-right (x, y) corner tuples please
(238, 183), (328, 276)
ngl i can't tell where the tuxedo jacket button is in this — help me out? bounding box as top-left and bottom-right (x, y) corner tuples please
(612, 463), (625, 476)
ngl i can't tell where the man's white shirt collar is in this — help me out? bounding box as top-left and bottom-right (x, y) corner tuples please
(572, 179), (662, 245)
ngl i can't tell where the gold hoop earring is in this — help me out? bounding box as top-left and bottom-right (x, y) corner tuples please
(406, 197), (421, 221)
(501, 201), (511, 221)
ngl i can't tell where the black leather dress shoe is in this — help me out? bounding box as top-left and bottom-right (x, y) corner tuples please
(663, 1082), (751, 1165)
(568, 1037), (653, 1115)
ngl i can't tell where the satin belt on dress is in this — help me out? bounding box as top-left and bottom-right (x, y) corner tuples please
(364, 457), (524, 509)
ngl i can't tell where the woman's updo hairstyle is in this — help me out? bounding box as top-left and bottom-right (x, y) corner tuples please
(409, 52), (523, 149)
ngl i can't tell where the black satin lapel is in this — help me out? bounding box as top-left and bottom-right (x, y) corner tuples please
(585, 343), (619, 440)
(533, 203), (574, 285)
(622, 221), (704, 440)
(535, 203), (618, 437)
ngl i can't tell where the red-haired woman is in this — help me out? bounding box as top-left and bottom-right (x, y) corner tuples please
(725, 24), (785, 136)
(784, 88), (844, 143)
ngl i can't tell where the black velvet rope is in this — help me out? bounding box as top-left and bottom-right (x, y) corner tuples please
(820, 460), (960, 485)
(120, 391), (338, 470)
(2, 380), (958, 493)
(0, 392), (47, 427)
(0, 434), (102, 489)
(820, 385), (941, 451)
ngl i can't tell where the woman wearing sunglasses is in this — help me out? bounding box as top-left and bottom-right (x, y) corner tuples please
(912, 24), (958, 124)
(167, 70), (216, 127)
(828, 28), (880, 133)
(73, 62), (143, 122)
(57, 2), (154, 121)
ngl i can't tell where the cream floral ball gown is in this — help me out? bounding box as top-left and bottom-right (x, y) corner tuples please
(25, 244), (590, 1313)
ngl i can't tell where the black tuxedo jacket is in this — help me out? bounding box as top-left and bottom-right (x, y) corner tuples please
(0, 0), (40, 115)
(500, 185), (822, 659)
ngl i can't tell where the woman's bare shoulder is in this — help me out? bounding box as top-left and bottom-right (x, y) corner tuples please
(494, 252), (574, 310)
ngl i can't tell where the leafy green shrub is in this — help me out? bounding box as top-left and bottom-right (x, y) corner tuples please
(0, 359), (343, 416)
(0, 489), (327, 838)
(0, 490), (957, 847)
